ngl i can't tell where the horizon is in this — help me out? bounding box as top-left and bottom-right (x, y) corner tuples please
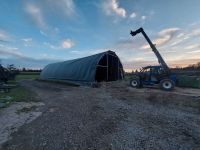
(0, 0), (200, 72)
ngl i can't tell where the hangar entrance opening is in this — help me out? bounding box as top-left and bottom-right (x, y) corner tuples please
(95, 51), (123, 82)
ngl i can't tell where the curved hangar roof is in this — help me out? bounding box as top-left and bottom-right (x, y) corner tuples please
(40, 50), (124, 83)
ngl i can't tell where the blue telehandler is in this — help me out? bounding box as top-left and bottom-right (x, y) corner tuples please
(130, 28), (176, 91)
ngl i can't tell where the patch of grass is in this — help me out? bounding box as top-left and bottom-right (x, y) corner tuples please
(0, 73), (40, 108)
(0, 85), (38, 108)
(37, 79), (80, 87)
(7, 80), (18, 84)
(19, 72), (41, 75)
(15, 74), (40, 81)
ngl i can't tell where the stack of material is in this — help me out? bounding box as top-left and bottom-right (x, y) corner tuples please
(177, 75), (200, 88)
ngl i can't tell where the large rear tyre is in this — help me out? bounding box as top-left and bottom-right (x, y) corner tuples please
(160, 79), (174, 91)
(130, 78), (140, 88)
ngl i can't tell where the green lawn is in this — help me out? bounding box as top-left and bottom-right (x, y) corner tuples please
(15, 74), (40, 81)
(0, 85), (38, 106)
(0, 73), (40, 108)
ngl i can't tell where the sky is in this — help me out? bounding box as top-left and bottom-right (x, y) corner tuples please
(0, 0), (200, 71)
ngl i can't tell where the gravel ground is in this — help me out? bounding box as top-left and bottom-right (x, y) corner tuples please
(1, 80), (200, 150)
(0, 102), (44, 147)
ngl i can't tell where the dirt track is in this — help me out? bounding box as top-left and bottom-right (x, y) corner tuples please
(1, 80), (200, 150)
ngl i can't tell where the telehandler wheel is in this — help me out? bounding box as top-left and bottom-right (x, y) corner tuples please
(130, 78), (140, 88)
(160, 79), (174, 91)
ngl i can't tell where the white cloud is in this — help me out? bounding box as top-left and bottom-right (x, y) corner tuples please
(0, 44), (24, 59)
(68, 48), (106, 57)
(70, 50), (81, 53)
(103, 0), (126, 18)
(22, 38), (32, 42)
(44, 39), (74, 50)
(185, 44), (200, 50)
(44, 42), (57, 49)
(0, 44), (18, 50)
(0, 30), (11, 42)
(176, 33), (184, 38)
(130, 12), (136, 18)
(187, 50), (200, 54)
(0, 44), (61, 68)
(168, 27), (200, 47)
(141, 15), (146, 20)
(21, 38), (33, 47)
(40, 30), (47, 37)
(0, 32), (8, 42)
(188, 28), (200, 37)
(158, 28), (180, 36)
(24, 1), (76, 36)
(45, 0), (76, 17)
(25, 3), (46, 29)
(25, 0), (76, 22)
(141, 28), (180, 49)
(61, 39), (74, 49)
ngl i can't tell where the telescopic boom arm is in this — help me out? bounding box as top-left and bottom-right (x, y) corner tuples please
(130, 28), (169, 71)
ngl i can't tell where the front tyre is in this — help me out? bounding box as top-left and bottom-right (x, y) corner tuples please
(160, 79), (174, 91)
(130, 78), (140, 88)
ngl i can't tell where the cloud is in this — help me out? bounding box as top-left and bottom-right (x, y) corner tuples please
(0, 44), (61, 68)
(43, 39), (74, 50)
(103, 0), (126, 18)
(168, 27), (200, 47)
(24, 1), (76, 39)
(68, 48), (107, 57)
(25, 3), (47, 29)
(190, 28), (200, 37)
(168, 59), (200, 68)
(40, 30), (47, 37)
(185, 44), (200, 50)
(70, 50), (81, 54)
(0, 44), (25, 59)
(61, 39), (74, 49)
(21, 38), (33, 47)
(187, 50), (200, 54)
(44, 0), (76, 17)
(130, 12), (137, 18)
(111, 27), (195, 70)
(22, 38), (32, 42)
(158, 28), (180, 36)
(123, 58), (200, 71)
(24, 0), (76, 27)
(141, 16), (146, 20)
(0, 30), (11, 42)
(44, 42), (59, 50)
(111, 25), (200, 70)
(141, 28), (180, 49)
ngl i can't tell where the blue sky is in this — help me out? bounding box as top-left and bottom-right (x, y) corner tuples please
(0, 0), (200, 71)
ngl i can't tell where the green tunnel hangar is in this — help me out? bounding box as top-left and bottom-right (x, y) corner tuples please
(40, 50), (124, 84)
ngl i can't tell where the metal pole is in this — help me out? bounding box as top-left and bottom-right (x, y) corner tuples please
(118, 59), (119, 80)
(107, 52), (108, 81)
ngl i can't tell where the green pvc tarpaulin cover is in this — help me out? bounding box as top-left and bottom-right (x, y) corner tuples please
(40, 50), (124, 83)
(177, 75), (200, 88)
